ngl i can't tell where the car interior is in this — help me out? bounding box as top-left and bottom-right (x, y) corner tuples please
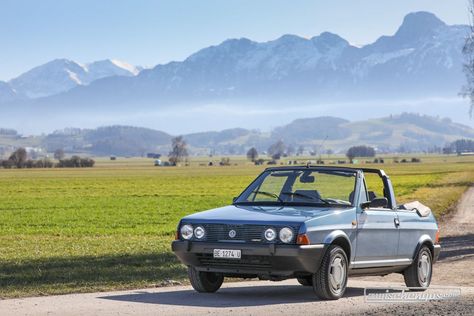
(291, 189), (322, 202)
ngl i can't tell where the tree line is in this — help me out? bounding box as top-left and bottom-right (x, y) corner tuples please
(0, 148), (95, 169)
(156, 135), (474, 167)
(443, 139), (474, 154)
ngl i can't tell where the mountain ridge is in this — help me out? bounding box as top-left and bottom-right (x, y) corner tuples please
(0, 11), (471, 133)
(12, 12), (467, 103)
(6, 58), (141, 98)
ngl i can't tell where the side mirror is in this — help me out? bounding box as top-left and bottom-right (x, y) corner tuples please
(360, 197), (388, 209)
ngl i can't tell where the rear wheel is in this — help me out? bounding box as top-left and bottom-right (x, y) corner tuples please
(297, 276), (313, 286)
(188, 267), (224, 293)
(404, 245), (432, 290)
(312, 245), (348, 300)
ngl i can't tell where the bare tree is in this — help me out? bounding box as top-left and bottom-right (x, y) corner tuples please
(54, 149), (65, 160)
(346, 151), (355, 164)
(462, 0), (474, 117)
(9, 147), (27, 168)
(169, 136), (189, 166)
(268, 140), (285, 161)
(246, 147), (258, 162)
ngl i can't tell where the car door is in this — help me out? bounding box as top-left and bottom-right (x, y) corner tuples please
(354, 177), (399, 266)
(396, 209), (424, 260)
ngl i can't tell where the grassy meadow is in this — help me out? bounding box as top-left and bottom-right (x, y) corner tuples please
(0, 155), (473, 298)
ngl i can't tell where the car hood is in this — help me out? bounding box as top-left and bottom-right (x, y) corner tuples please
(182, 204), (353, 225)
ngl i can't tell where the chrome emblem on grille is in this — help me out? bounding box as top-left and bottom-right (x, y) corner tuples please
(228, 229), (236, 238)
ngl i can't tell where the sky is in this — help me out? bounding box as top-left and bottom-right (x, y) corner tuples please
(0, 0), (470, 81)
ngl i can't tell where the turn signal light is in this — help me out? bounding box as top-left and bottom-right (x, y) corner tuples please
(175, 230), (179, 240)
(296, 233), (310, 245)
(435, 229), (440, 244)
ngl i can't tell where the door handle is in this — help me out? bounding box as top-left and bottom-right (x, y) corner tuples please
(394, 218), (400, 227)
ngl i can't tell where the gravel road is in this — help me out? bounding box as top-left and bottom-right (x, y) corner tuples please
(2, 188), (473, 316)
(1, 279), (472, 316)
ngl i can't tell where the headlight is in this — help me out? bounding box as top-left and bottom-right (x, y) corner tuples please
(279, 227), (294, 243)
(264, 228), (277, 241)
(194, 226), (205, 239)
(180, 224), (193, 240)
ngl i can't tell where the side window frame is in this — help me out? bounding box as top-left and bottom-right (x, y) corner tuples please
(359, 178), (369, 204)
(362, 170), (395, 210)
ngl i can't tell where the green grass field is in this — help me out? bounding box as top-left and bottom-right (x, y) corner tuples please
(0, 155), (473, 298)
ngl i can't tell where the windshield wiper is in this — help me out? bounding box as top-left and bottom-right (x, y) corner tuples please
(281, 191), (331, 205)
(251, 190), (283, 203)
(325, 198), (352, 205)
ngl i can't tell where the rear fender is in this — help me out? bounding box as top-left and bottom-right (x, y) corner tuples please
(413, 234), (434, 259)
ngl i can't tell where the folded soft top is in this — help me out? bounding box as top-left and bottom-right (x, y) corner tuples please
(401, 201), (431, 217)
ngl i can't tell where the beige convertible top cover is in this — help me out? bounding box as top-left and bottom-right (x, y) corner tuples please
(401, 201), (431, 217)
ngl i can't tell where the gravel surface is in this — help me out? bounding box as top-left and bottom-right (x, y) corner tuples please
(441, 186), (474, 237)
(1, 188), (473, 316)
(0, 279), (472, 316)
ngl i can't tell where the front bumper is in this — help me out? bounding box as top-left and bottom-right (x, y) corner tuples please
(172, 240), (327, 277)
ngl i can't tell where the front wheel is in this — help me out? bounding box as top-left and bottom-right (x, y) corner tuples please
(188, 267), (224, 293)
(312, 245), (348, 300)
(404, 245), (432, 290)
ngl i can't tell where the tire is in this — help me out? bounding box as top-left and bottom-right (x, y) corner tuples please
(188, 267), (224, 293)
(404, 245), (432, 290)
(297, 276), (313, 286)
(312, 245), (348, 300)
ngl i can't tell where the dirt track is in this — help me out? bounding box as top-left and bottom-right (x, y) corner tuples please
(441, 186), (474, 237)
(1, 188), (473, 316)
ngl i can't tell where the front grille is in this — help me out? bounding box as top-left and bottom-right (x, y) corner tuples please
(203, 224), (265, 242)
(197, 253), (272, 270)
(192, 223), (299, 244)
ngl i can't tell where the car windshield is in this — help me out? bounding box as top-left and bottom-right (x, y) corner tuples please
(234, 169), (357, 207)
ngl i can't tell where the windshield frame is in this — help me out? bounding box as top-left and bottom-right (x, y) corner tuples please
(234, 167), (358, 207)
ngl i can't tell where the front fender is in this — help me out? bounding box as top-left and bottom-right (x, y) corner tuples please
(323, 229), (350, 244)
(322, 230), (353, 261)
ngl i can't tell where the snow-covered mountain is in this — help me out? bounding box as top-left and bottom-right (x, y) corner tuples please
(22, 11), (465, 108)
(0, 11), (471, 134)
(154, 11), (465, 100)
(8, 59), (141, 98)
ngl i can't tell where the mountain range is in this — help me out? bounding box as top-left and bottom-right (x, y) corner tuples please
(2, 59), (141, 99)
(0, 11), (471, 133)
(1, 113), (472, 156)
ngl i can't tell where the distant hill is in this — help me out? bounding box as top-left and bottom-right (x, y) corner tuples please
(0, 113), (472, 156)
(186, 113), (474, 154)
(42, 126), (171, 156)
(271, 117), (352, 143)
(338, 113), (474, 152)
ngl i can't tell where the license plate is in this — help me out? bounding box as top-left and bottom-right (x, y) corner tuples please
(213, 249), (241, 259)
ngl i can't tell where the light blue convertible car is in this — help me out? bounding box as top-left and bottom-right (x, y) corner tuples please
(172, 166), (441, 300)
